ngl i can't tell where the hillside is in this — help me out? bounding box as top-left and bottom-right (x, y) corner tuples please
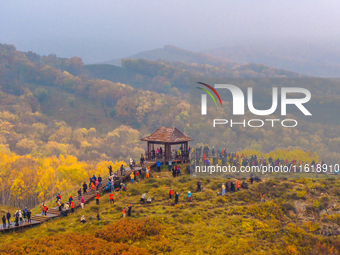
(1, 164), (340, 254)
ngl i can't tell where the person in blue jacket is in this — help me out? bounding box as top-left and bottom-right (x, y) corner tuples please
(156, 160), (161, 172)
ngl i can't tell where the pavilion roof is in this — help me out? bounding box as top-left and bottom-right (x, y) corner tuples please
(141, 127), (193, 143)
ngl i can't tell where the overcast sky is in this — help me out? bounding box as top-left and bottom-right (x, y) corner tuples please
(1, 0), (339, 63)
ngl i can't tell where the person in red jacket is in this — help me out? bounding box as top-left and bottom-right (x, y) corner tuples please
(169, 188), (173, 199)
(96, 193), (100, 205)
(43, 204), (48, 216)
(70, 201), (75, 213)
(122, 207), (126, 218)
(236, 180), (240, 191)
(109, 193), (114, 204)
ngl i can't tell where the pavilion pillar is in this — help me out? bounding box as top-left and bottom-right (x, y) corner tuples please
(165, 143), (171, 161)
(147, 141), (150, 160)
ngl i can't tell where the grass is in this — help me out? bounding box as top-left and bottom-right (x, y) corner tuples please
(1, 164), (340, 254)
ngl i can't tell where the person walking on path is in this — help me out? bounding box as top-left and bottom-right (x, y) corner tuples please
(2, 215), (6, 228)
(169, 188), (173, 199)
(18, 210), (22, 224)
(40, 203), (44, 216)
(81, 196), (85, 209)
(120, 164), (124, 176)
(122, 207), (126, 218)
(83, 182), (87, 195)
(175, 192), (179, 204)
(135, 171), (139, 182)
(24, 207), (28, 223)
(78, 189), (82, 200)
(109, 165), (113, 176)
(98, 175), (102, 186)
(130, 172), (135, 184)
(57, 200), (62, 215)
(109, 193), (114, 204)
(91, 182), (96, 193)
(71, 201), (75, 213)
(128, 204), (132, 217)
(96, 193), (100, 205)
(222, 183), (226, 196)
(6, 211), (11, 227)
(15, 212), (19, 227)
(43, 204), (48, 216)
(27, 210), (31, 223)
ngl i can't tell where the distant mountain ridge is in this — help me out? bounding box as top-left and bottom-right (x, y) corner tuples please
(203, 41), (340, 78)
(98, 45), (238, 67)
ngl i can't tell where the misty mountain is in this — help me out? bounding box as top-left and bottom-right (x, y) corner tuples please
(204, 40), (340, 78)
(98, 45), (237, 67)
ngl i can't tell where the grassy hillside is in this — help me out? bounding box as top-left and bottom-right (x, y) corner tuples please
(1, 164), (340, 254)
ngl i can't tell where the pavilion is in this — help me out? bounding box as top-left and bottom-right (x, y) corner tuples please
(141, 126), (193, 162)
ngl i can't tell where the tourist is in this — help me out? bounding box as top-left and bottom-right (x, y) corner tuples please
(130, 171), (135, 184)
(81, 215), (86, 224)
(146, 167), (150, 178)
(169, 188), (173, 199)
(156, 160), (161, 172)
(6, 211), (11, 226)
(2, 215), (6, 228)
(140, 154), (145, 166)
(96, 193), (100, 205)
(188, 191), (192, 202)
(122, 207), (126, 218)
(175, 192), (179, 204)
(109, 192), (114, 204)
(57, 200), (62, 215)
(78, 189), (82, 200)
(197, 181), (201, 192)
(43, 204), (48, 216)
(27, 210), (31, 223)
(109, 165), (113, 176)
(141, 193), (146, 204)
(71, 200), (75, 213)
(128, 204), (132, 217)
(130, 158), (134, 170)
(83, 182), (87, 195)
(261, 193), (265, 203)
(81, 196), (85, 209)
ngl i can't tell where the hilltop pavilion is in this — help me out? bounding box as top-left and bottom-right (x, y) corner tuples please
(141, 126), (193, 162)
